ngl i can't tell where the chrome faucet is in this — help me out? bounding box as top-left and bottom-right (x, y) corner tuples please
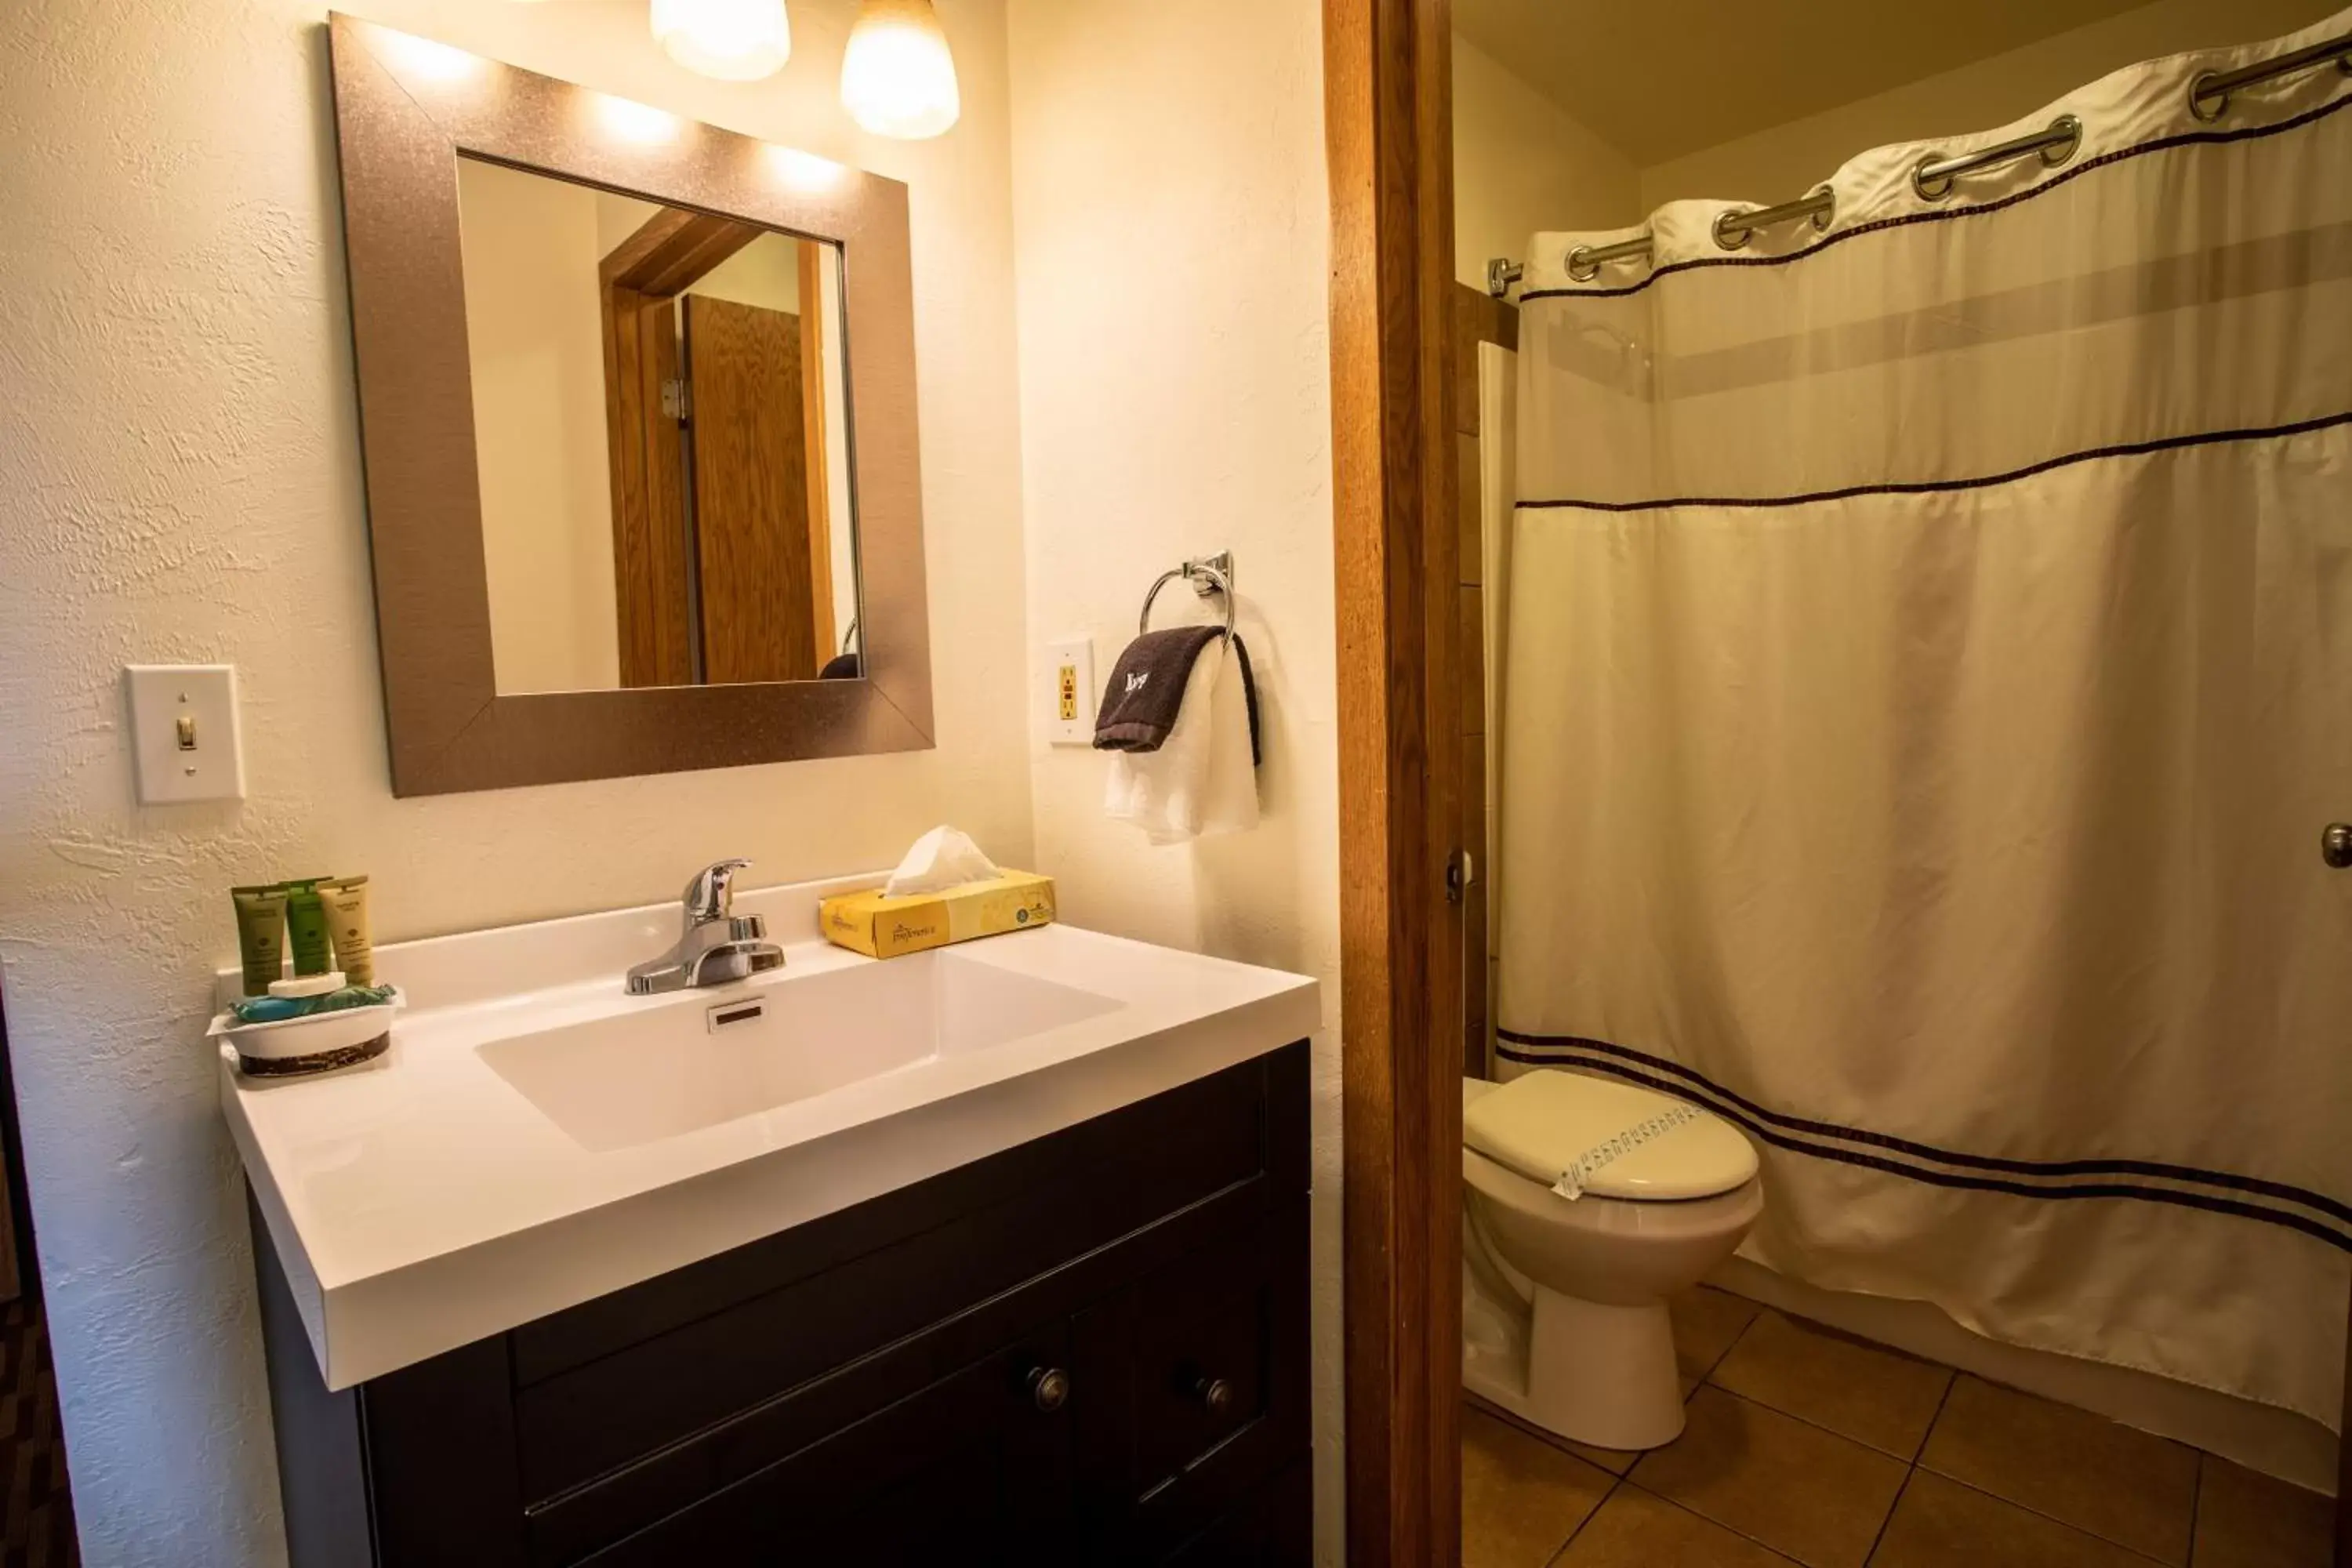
(625, 859), (786, 995)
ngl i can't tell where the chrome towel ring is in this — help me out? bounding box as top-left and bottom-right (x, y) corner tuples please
(1139, 552), (1236, 637)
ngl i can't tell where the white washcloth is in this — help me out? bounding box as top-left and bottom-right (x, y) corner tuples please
(1160, 637), (1259, 842)
(1106, 638), (1260, 842)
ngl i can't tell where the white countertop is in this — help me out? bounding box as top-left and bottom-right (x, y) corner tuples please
(222, 873), (1319, 1389)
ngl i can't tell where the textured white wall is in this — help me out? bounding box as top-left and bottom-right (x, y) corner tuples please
(0, 1), (1029, 1562)
(1002, 1), (1344, 1556)
(1451, 36), (1642, 291)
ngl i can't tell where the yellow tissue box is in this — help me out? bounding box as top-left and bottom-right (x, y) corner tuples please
(819, 871), (1058, 959)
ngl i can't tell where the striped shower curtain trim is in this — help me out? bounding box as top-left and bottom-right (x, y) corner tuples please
(1497, 1032), (2352, 1252)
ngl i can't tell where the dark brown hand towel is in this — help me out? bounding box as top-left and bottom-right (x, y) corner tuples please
(1093, 626), (1224, 753)
(1231, 632), (1262, 768)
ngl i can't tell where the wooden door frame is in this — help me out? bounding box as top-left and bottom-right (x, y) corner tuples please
(598, 208), (764, 688)
(1323, 0), (1464, 1563)
(795, 239), (837, 671)
(1325, 12), (2352, 1564)
(1452, 285), (1518, 1086)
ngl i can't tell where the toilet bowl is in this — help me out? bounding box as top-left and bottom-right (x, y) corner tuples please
(1461, 1073), (1762, 1451)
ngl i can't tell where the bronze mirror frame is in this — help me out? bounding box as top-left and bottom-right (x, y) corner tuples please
(327, 15), (932, 796)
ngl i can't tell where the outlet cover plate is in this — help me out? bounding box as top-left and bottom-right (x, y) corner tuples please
(126, 664), (245, 804)
(1046, 638), (1094, 746)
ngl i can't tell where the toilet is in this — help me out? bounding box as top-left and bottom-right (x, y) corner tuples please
(1461, 1072), (1762, 1451)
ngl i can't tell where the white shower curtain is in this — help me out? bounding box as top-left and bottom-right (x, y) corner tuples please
(1497, 10), (2352, 1425)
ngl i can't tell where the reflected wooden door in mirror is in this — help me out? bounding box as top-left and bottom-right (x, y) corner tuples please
(328, 16), (930, 794)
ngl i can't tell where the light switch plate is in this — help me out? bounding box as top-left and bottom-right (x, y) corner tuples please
(126, 665), (245, 804)
(1045, 638), (1094, 746)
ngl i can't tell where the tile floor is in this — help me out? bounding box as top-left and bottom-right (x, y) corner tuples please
(1464, 1287), (2336, 1568)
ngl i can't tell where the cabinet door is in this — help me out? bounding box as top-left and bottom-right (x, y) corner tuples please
(1160, 1459), (1313, 1568)
(578, 1328), (1078, 1567)
(1074, 1203), (1312, 1563)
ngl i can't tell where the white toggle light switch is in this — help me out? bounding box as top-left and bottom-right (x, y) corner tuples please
(1046, 638), (1095, 746)
(126, 665), (245, 804)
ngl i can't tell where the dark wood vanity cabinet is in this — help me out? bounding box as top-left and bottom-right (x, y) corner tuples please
(256, 1043), (1312, 1567)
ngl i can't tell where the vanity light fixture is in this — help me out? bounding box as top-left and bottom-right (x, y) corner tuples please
(840, 0), (960, 140)
(651, 0), (793, 82)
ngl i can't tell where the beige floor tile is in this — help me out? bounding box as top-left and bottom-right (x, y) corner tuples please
(2192, 1458), (2336, 1568)
(1559, 1437), (1641, 1478)
(1708, 1310), (1955, 1460)
(1628, 1386), (1908, 1568)
(1469, 1394), (1641, 1476)
(1871, 1471), (2165, 1568)
(1560, 1438), (1641, 1477)
(1554, 1485), (1798, 1567)
(1462, 1406), (1616, 1568)
(1918, 1376), (2197, 1563)
(1670, 1286), (1761, 1393)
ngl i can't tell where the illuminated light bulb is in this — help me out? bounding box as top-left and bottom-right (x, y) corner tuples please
(652, 0), (792, 82)
(840, 0), (960, 140)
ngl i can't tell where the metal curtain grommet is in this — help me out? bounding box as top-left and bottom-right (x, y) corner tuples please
(1711, 209), (1755, 252)
(2187, 69), (2229, 121)
(1912, 154), (1955, 202)
(2041, 114), (2084, 166)
(1566, 245), (1600, 282)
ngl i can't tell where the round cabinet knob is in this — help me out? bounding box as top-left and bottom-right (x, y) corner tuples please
(1028, 1366), (1071, 1414)
(2326, 823), (2352, 869)
(1195, 1376), (1236, 1417)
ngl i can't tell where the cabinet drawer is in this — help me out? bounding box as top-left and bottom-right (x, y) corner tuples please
(513, 1056), (1277, 1501)
(521, 1177), (1273, 1565)
(576, 1327), (1078, 1568)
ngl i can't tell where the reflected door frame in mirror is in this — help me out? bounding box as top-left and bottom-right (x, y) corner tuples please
(327, 15), (932, 795)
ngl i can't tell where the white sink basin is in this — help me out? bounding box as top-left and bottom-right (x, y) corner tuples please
(479, 952), (1121, 1152)
(221, 872), (1318, 1391)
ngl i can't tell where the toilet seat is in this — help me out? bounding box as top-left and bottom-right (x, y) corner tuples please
(1459, 1073), (1766, 1451)
(1465, 1070), (1757, 1202)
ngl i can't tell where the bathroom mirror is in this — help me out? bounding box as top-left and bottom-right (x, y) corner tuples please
(328, 16), (931, 794)
(456, 160), (860, 693)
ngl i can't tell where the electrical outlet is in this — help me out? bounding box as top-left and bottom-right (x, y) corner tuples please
(126, 665), (245, 804)
(1045, 638), (1094, 746)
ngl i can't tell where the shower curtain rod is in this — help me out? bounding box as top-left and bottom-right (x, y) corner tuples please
(1483, 28), (2352, 298)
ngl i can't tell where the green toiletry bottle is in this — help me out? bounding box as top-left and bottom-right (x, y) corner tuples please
(282, 880), (336, 977)
(230, 884), (290, 997)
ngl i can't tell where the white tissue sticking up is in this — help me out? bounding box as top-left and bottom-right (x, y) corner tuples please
(882, 826), (1002, 898)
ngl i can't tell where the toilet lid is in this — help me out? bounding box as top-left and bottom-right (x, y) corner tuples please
(1464, 1070), (1758, 1201)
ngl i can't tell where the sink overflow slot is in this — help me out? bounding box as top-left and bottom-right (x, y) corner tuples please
(706, 999), (767, 1033)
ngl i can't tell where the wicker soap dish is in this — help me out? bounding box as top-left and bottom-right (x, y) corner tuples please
(210, 975), (405, 1080)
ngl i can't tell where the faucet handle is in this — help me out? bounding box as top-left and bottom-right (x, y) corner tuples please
(684, 859), (751, 923)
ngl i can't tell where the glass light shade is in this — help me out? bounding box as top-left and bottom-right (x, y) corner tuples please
(840, 0), (960, 140)
(651, 0), (792, 82)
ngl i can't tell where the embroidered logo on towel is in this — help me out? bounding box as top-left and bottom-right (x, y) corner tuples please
(1552, 1103), (1704, 1201)
(1125, 671), (1150, 695)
